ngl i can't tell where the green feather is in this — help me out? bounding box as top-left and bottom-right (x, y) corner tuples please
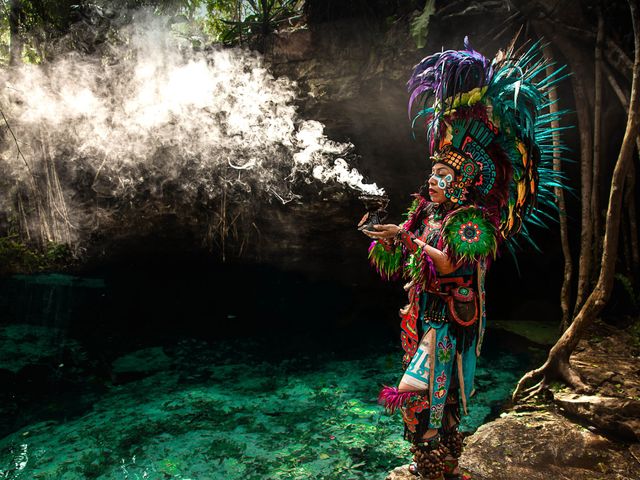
(405, 247), (423, 283)
(402, 198), (421, 221)
(368, 242), (403, 279)
(441, 207), (498, 263)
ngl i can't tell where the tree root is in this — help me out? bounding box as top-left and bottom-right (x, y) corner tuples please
(512, 363), (547, 403)
(522, 380), (543, 395)
(512, 357), (590, 403)
(558, 358), (591, 393)
(518, 380), (549, 404)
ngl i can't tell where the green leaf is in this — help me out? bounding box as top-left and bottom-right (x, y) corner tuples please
(410, 0), (435, 49)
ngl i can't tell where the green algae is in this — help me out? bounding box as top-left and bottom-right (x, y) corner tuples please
(0, 336), (534, 480)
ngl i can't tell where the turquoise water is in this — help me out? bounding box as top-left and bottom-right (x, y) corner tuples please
(0, 335), (531, 480)
(0, 273), (542, 479)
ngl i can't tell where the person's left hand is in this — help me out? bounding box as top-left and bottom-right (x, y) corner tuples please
(363, 224), (401, 240)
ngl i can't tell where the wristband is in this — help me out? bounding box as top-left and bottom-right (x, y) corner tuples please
(395, 228), (418, 252)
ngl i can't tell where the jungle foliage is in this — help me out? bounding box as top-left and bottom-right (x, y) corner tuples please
(0, 235), (72, 276)
(204, 0), (303, 47)
(0, 0), (305, 63)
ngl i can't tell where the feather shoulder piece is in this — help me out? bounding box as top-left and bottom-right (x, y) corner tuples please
(439, 206), (499, 265)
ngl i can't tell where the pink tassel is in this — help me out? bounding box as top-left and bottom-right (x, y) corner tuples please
(378, 386), (417, 414)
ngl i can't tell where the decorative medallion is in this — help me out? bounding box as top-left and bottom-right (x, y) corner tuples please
(458, 221), (481, 243)
(441, 206), (498, 263)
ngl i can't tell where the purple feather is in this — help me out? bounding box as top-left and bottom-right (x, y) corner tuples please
(407, 38), (494, 145)
(407, 53), (441, 91)
(378, 386), (418, 413)
(408, 84), (434, 118)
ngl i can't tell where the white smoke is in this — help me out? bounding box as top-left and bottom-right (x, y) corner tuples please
(0, 13), (383, 248)
(293, 121), (382, 196)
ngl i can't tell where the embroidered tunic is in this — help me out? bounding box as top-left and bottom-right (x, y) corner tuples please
(369, 197), (493, 436)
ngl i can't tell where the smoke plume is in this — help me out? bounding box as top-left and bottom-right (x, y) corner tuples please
(0, 12), (382, 252)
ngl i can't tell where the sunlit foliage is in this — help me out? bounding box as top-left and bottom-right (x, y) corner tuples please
(202, 0), (303, 47)
(0, 0), (305, 64)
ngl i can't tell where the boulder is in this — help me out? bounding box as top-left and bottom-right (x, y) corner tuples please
(461, 410), (638, 480)
(385, 410), (640, 480)
(554, 392), (640, 441)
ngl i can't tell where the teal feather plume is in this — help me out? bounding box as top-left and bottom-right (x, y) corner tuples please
(408, 37), (573, 258)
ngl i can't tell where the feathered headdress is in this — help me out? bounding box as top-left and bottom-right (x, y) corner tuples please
(408, 36), (569, 253)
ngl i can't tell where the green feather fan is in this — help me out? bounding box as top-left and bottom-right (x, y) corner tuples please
(441, 206), (498, 264)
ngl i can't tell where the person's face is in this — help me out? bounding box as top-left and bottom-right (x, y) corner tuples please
(427, 162), (455, 204)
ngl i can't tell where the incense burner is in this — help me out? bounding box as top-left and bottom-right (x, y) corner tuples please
(357, 194), (389, 231)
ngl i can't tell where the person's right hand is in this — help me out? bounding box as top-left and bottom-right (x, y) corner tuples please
(363, 224), (401, 240)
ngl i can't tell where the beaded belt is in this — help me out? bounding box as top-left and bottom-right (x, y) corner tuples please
(423, 309), (447, 323)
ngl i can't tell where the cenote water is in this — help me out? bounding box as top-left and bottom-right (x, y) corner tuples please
(0, 272), (549, 479)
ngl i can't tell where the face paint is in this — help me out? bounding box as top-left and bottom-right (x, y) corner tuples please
(430, 172), (453, 190)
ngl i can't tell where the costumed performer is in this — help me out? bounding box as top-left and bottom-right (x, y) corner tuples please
(362, 37), (568, 480)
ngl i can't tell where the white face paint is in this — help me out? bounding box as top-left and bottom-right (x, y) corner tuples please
(430, 172), (453, 190)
